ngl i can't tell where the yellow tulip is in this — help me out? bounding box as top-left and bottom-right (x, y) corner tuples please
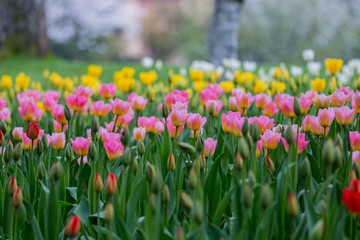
(186, 88), (193, 100)
(271, 81), (286, 95)
(311, 78), (326, 92)
(31, 82), (42, 91)
(282, 69), (289, 81)
(115, 78), (136, 93)
(15, 73), (31, 91)
(253, 80), (267, 94)
(325, 58), (343, 74)
(37, 102), (44, 110)
(273, 67), (281, 79)
(139, 71), (157, 85)
(64, 77), (74, 91)
(81, 74), (98, 88)
(193, 81), (206, 93)
(1, 75), (12, 89)
(235, 72), (254, 85)
(87, 64), (102, 78)
(219, 81), (235, 94)
(190, 70), (204, 82)
(43, 69), (50, 79)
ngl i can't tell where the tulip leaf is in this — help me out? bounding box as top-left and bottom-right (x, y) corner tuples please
(213, 187), (235, 225)
(161, 123), (172, 176)
(73, 198), (91, 225)
(24, 200), (44, 240)
(46, 181), (60, 240)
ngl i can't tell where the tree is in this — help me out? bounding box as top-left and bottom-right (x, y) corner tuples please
(207, 0), (244, 66)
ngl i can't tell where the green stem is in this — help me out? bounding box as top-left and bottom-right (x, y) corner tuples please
(97, 193), (100, 240)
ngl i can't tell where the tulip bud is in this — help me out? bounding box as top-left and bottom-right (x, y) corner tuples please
(175, 228), (185, 240)
(188, 168), (197, 189)
(284, 125), (294, 145)
(287, 192), (298, 217)
(133, 157), (138, 173)
(65, 143), (74, 161)
(64, 105), (72, 122)
(38, 161), (45, 179)
(260, 185), (273, 209)
(13, 143), (23, 161)
(199, 152), (206, 170)
(145, 162), (155, 181)
(293, 98), (302, 116)
(150, 193), (157, 213)
(65, 215), (81, 238)
(88, 142), (96, 159)
(243, 184), (253, 208)
(50, 162), (63, 181)
(266, 156), (275, 173)
(151, 172), (163, 194)
(318, 200), (327, 218)
(310, 219), (325, 240)
(300, 157), (310, 176)
(250, 123), (261, 142)
(334, 146), (342, 168)
(162, 184), (170, 203)
(121, 127), (130, 146)
(26, 122), (40, 140)
(207, 101), (215, 116)
(106, 173), (117, 196)
(322, 139), (335, 166)
(8, 176), (17, 196)
(36, 139), (44, 155)
(12, 187), (23, 208)
(162, 103), (169, 119)
(192, 200), (203, 224)
(0, 119), (7, 134)
(179, 191), (193, 209)
(104, 202), (114, 222)
(177, 142), (196, 155)
(91, 116), (99, 134)
(195, 135), (204, 152)
(235, 152), (243, 170)
(248, 170), (256, 187)
(238, 137), (249, 159)
(0, 130), (4, 146)
(137, 140), (145, 156)
(41, 134), (48, 149)
(123, 146), (131, 166)
(334, 133), (343, 150)
(349, 169), (357, 183)
(242, 118), (249, 136)
(4, 141), (13, 163)
(94, 173), (103, 192)
(245, 134), (254, 149)
(167, 153), (175, 171)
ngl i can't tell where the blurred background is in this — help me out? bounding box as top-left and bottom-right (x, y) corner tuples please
(1, 0), (360, 64)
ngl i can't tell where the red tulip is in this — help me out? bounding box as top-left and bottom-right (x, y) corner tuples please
(106, 173), (117, 196)
(342, 179), (360, 214)
(65, 215), (81, 237)
(26, 122), (40, 140)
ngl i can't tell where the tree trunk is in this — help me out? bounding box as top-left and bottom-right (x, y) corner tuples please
(36, 0), (49, 56)
(207, 0), (244, 66)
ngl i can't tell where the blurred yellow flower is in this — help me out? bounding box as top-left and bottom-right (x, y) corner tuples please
(219, 81), (235, 94)
(273, 67), (281, 79)
(235, 72), (254, 85)
(31, 82), (42, 91)
(190, 70), (204, 82)
(115, 78), (136, 93)
(82, 74), (98, 88)
(253, 80), (267, 94)
(121, 67), (136, 79)
(88, 64), (102, 78)
(325, 58), (343, 74)
(1, 75), (12, 89)
(64, 77), (75, 91)
(193, 81), (206, 93)
(271, 81), (286, 94)
(43, 69), (50, 79)
(50, 72), (63, 88)
(15, 73), (31, 91)
(140, 71), (157, 85)
(186, 88), (193, 100)
(282, 69), (289, 81)
(311, 78), (326, 92)
(37, 102), (44, 110)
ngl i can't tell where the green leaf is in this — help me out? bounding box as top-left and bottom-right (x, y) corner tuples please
(24, 200), (44, 240)
(161, 123), (172, 176)
(213, 187), (235, 225)
(73, 198), (91, 225)
(126, 178), (145, 232)
(46, 181), (60, 240)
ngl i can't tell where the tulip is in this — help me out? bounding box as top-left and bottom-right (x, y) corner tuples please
(205, 99), (223, 116)
(171, 102), (188, 111)
(169, 109), (188, 127)
(75, 86), (93, 98)
(187, 113), (207, 131)
(281, 132), (310, 154)
(352, 98), (360, 114)
(163, 118), (184, 138)
(252, 116), (274, 134)
(70, 137), (91, 156)
(229, 97), (238, 111)
(311, 78), (326, 92)
(106, 173), (117, 195)
(354, 91), (360, 109)
(298, 95), (312, 115)
(153, 121), (165, 134)
(165, 92), (189, 110)
(314, 94), (331, 109)
(279, 97), (296, 118)
(104, 140), (124, 160)
(233, 116), (248, 138)
(204, 138), (217, 157)
(18, 101), (43, 122)
(236, 92), (254, 110)
(334, 106), (355, 126)
(318, 108), (335, 127)
(221, 112), (235, 133)
(12, 187), (23, 208)
(65, 94), (88, 112)
(342, 179), (360, 214)
(65, 215), (81, 237)
(255, 93), (272, 110)
(261, 129), (281, 150)
(50, 133), (66, 150)
(99, 83), (117, 99)
(114, 110), (134, 128)
(133, 127), (146, 141)
(263, 102), (279, 118)
(138, 116), (159, 132)
(53, 119), (68, 133)
(93, 173), (103, 192)
(350, 132), (360, 151)
(52, 104), (69, 125)
(8, 176), (18, 196)
(12, 127), (23, 141)
(42, 93), (58, 113)
(331, 91), (347, 107)
(26, 122), (39, 140)
(130, 95), (148, 111)
(325, 58), (343, 74)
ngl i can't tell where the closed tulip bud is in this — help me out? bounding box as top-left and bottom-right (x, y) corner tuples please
(8, 176), (17, 196)
(162, 103), (169, 118)
(0, 130), (4, 146)
(167, 153), (175, 171)
(200, 152), (206, 170)
(176, 228), (185, 240)
(206, 101), (215, 116)
(104, 202), (114, 222)
(36, 139), (44, 155)
(26, 122), (40, 140)
(322, 139), (335, 166)
(287, 192), (298, 217)
(64, 105), (72, 122)
(318, 200), (327, 218)
(50, 162), (63, 181)
(38, 161), (45, 179)
(4, 141), (13, 163)
(334, 146), (342, 168)
(88, 142), (96, 159)
(238, 137), (249, 159)
(248, 170), (256, 187)
(65, 215), (81, 238)
(137, 140), (145, 156)
(177, 142), (196, 155)
(250, 123), (261, 142)
(145, 162), (155, 181)
(334, 133), (343, 150)
(106, 173), (117, 196)
(242, 118), (249, 136)
(133, 157), (138, 173)
(235, 152), (243, 170)
(121, 127), (130, 146)
(41, 134), (48, 149)
(91, 116), (99, 133)
(195, 135), (204, 152)
(123, 146), (131, 166)
(13, 143), (23, 161)
(243, 184), (253, 208)
(94, 173), (103, 192)
(162, 184), (170, 203)
(0, 119), (7, 134)
(310, 219), (325, 240)
(65, 143), (74, 161)
(260, 185), (273, 209)
(301, 157), (310, 176)
(245, 134), (254, 149)
(179, 191), (193, 209)
(12, 187), (23, 208)
(293, 98), (302, 116)
(192, 200), (203, 224)
(150, 193), (157, 213)
(151, 172), (163, 194)
(266, 156), (275, 173)
(284, 124), (294, 145)
(188, 168), (197, 189)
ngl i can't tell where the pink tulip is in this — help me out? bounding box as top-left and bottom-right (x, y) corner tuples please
(110, 98), (131, 116)
(207, 83), (224, 97)
(153, 121), (165, 134)
(157, 103), (163, 113)
(169, 109), (188, 127)
(114, 109), (134, 128)
(18, 101), (44, 122)
(77, 156), (88, 165)
(99, 83), (117, 99)
(133, 127), (146, 141)
(261, 129), (281, 150)
(102, 132), (121, 143)
(279, 97), (296, 118)
(281, 132), (309, 154)
(52, 104), (69, 125)
(0, 108), (10, 122)
(352, 98), (360, 114)
(22, 130), (44, 150)
(45, 90), (61, 101)
(130, 95), (148, 111)
(236, 92), (254, 110)
(165, 92), (189, 110)
(53, 119), (68, 132)
(256, 140), (265, 158)
(66, 94), (88, 112)
(171, 102), (188, 111)
(138, 116), (159, 132)
(70, 137), (91, 156)
(275, 93), (290, 109)
(337, 86), (353, 102)
(350, 132), (360, 151)
(162, 118), (184, 138)
(331, 91), (347, 107)
(74, 86), (93, 98)
(353, 151), (360, 165)
(298, 95), (312, 115)
(302, 115), (312, 133)
(231, 88), (244, 96)
(0, 98), (7, 110)
(174, 90), (189, 100)
(17, 90), (42, 103)
(252, 116), (274, 134)
(229, 97), (239, 111)
(314, 94), (331, 109)
(354, 91), (360, 109)
(104, 140), (124, 160)
(42, 91), (60, 113)
(205, 99), (223, 116)
(221, 112), (235, 133)
(105, 121), (118, 133)
(233, 116), (248, 138)
(255, 93), (272, 110)
(90, 101), (111, 118)
(13, 127), (23, 141)
(303, 91), (317, 101)
(318, 108), (335, 127)
(334, 106), (355, 126)
(303, 116), (325, 136)
(187, 113), (207, 131)
(204, 138), (217, 157)
(50, 133), (66, 150)
(263, 102), (279, 118)
(200, 89), (218, 106)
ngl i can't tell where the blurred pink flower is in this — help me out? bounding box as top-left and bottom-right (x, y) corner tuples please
(18, 102), (43, 122)
(236, 92), (254, 110)
(0, 108), (10, 122)
(314, 94), (331, 109)
(110, 98), (131, 116)
(252, 115), (274, 134)
(75, 86), (93, 98)
(350, 132), (360, 151)
(115, 109), (134, 128)
(53, 119), (68, 132)
(298, 95), (312, 115)
(70, 137), (91, 156)
(104, 140), (124, 160)
(279, 97), (296, 118)
(205, 99), (223, 116)
(90, 100), (111, 118)
(204, 138), (217, 157)
(50, 133), (66, 150)
(169, 109), (188, 127)
(187, 113), (207, 131)
(162, 118), (184, 138)
(102, 132), (121, 143)
(66, 94), (88, 112)
(52, 104), (70, 125)
(12, 127), (23, 141)
(263, 102), (279, 118)
(261, 129), (281, 150)
(99, 83), (117, 99)
(334, 106), (355, 126)
(255, 93), (271, 110)
(133, 127), (146, 141)
(318, 108), (335, 127)
(281, 132), (310, 154)
(165, 92), (189, 110)
(331, 91), (347, 107)
(130, 95), (148, 111)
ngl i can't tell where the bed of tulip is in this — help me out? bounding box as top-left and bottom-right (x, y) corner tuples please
(1, 57), (360, 240)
